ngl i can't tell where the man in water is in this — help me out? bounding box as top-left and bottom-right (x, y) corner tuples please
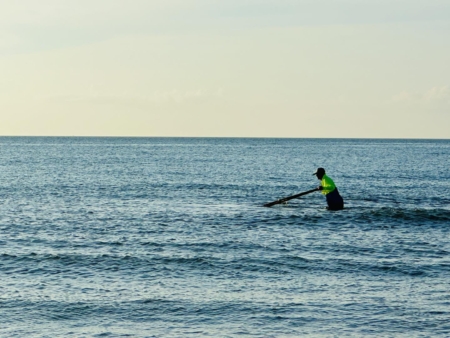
(314, 168), (344, 210)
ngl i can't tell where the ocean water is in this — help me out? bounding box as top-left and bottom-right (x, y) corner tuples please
(0, 137), (449, 337)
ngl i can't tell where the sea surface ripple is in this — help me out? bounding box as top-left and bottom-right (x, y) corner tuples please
(0, 137), (449, 337)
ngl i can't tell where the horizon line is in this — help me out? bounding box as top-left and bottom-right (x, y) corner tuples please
(0, 135), (448, 140)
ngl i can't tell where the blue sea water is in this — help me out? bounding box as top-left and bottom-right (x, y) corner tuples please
(0, 137), (449, 337)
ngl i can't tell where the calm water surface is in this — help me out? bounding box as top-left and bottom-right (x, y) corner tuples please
(0, 137), (449, 337)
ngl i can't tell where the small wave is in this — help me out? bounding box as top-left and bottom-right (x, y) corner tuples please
(0, 252), (222, 276)
(353, 207), (450, 225)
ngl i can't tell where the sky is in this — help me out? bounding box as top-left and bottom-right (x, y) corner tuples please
(0, 0), (449, 138)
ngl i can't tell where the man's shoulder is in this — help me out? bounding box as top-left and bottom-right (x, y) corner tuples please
(323, 175), (335, 184)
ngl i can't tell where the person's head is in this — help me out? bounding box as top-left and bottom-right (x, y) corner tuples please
(313, 167), (325, 180)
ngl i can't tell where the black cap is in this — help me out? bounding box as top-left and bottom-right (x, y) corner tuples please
(313, 167), (325, 176)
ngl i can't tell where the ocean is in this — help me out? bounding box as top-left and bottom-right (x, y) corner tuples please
(0, 137), (449, 337)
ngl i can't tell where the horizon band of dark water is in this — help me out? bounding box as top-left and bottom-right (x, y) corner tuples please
(0, 137), (449, 337)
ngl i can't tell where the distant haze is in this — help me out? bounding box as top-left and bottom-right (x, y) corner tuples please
(1, 0), (449, 138)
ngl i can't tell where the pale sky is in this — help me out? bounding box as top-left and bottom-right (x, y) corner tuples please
(1, 0), (449, 138)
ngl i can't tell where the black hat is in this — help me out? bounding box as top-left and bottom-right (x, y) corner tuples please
(313, 167), (325, 176)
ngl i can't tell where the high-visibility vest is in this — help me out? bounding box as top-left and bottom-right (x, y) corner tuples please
(321, 174), (336, 195)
